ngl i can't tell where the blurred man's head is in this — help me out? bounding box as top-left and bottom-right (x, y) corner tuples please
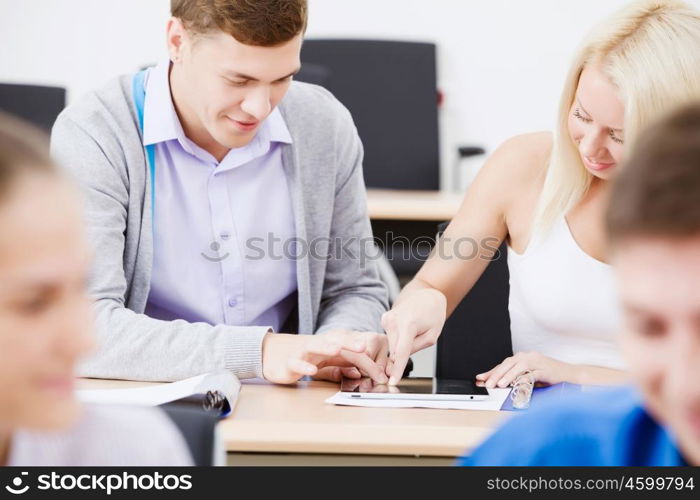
(166, 0), (307, 158)
(608, 103), (700, 465)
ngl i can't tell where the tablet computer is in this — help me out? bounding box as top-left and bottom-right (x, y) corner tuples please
(339, 377), (490, 401)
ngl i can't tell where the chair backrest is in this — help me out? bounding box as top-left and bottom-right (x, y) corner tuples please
(160, 404), (221, 466)
(435, 222), (513, 379)
(297, 39), (440, 190)
(0, 83), (66, 131)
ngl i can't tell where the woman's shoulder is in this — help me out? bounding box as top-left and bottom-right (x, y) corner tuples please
(9, 404), (193, 466)
(471, 131), (552, 210)
(489, 131), (552, 181)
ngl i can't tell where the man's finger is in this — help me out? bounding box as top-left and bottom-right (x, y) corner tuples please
(287, 358), (318, 378)
(341, 366), (362, 379)
(359, 377), (374, 392)
(375, 338), (390, 372)
(301, 336), (354, 367)
(342, 350), (388, 384)
(330, 330), (367, 353)
(313, 366), (342, 382)
(301, 336), (343, 358)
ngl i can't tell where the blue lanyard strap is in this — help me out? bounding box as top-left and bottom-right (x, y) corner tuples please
(131, 70), (156, 226)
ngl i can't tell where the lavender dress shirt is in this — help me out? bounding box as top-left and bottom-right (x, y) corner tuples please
(142, 60), (297, 332)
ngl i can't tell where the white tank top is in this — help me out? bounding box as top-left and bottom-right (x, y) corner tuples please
(507, 216), (625, 370)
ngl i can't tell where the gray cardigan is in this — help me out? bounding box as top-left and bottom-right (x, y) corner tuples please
(51, 75), (388, 382)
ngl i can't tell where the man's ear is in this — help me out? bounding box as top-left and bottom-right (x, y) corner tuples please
(166, 17), (187, 63)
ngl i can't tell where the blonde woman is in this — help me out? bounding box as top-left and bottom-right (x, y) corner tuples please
(383, 0), (700, 387)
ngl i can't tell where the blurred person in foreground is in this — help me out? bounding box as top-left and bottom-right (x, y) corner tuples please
(0, 113), (192, 466)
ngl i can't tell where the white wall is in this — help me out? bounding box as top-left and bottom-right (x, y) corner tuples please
(2, 0), (700, 189)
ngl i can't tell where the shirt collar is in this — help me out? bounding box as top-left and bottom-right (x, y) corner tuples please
(142, 58), (293, 148)
(265, 107), (293, 145)
(142, 59), (183, 147)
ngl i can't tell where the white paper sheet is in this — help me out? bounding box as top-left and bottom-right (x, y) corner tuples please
(77, 372), (240, 407)
(325, 387), (511, 411)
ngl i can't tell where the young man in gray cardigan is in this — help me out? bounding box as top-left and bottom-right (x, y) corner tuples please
(50, 0), (390, 384)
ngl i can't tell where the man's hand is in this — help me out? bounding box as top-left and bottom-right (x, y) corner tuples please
(261, 330), (389, 385)
(313, 331), (389, 383)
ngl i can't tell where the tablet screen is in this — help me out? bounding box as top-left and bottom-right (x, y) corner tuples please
(339, 377), (489, 396)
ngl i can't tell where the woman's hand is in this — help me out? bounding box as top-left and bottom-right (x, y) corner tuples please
(262, 330), (389, 385)
(381, 288), (447, 385)
(476, 351), (576, 388)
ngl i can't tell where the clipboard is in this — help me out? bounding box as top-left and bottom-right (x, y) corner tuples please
(160, 390), (232, 418)
(77, 372), (240, 419)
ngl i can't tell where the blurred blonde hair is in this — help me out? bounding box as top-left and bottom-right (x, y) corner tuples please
(532, 0), (700, 237)
(0, 111), (55, 201)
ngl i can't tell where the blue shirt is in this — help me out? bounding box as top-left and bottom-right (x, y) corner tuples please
(141, 59), (298, 332)
(460, 386), (688, 466)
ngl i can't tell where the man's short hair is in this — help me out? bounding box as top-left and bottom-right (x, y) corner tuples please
(607, 102), (700, 244)
(171, 0), (307, 46)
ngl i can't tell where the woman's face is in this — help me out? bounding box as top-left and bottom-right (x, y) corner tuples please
(0, 174), (93, 431)
(568, 65), (626, 180)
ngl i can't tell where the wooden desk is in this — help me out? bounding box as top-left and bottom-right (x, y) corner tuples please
(366, 189), (463, 221)
(78, 378), (507, 466)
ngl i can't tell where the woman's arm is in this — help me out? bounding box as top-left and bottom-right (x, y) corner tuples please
(476, 351), (630, 387)
(571, 364), (630, 385)
(384, 133), (551, 383)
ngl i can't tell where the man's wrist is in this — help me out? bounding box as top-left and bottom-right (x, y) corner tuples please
(222, 327), (271, 379)
(261, 332), (298, 381)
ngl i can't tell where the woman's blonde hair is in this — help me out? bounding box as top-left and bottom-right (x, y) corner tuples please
(532, 0), (700, 237)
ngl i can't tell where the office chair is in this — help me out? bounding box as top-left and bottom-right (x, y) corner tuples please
(296, 40), (484, 277)
(297, 39), (441, 190)
(0, 83), (66, 131)
(297, 39), (485, 188)
(160, 405), (223, 466)
(434, 221), (513, 380)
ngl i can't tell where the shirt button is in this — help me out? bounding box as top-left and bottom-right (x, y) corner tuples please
(228, 297), (237, 308)
(220, 231), (231, 240)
